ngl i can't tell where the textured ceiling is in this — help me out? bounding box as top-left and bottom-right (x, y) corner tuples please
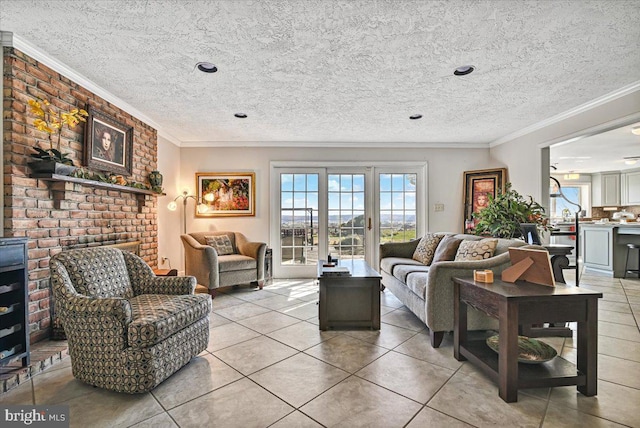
(0, 0), (639, 147)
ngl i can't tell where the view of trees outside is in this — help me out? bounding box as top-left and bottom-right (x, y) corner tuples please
(379, 173), (417, 242)
(280, 172), (417, 265)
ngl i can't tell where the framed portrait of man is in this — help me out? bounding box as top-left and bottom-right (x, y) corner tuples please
(462, 168), (507, 232)
(84, 106), (133, 176)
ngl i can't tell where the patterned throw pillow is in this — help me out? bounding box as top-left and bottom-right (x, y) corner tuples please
(412, 233), (444, 265)
(432, 235), (464, 263)
(454, 238), (498, 261)
(204, 235), (235, 255)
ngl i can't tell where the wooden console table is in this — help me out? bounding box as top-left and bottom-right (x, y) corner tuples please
(453, 277), (602, 403)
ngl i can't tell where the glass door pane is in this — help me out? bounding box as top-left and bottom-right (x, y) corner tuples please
(379, 173), (417, 243)
(328, 173), (366, 260)
(280, 173), (319, 266)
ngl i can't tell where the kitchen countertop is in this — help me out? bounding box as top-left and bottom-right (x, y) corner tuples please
(580, 222), (640, 227)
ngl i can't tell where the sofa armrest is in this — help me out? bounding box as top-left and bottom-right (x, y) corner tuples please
(423, 252), (514, 331)
(63, 294), (132, 322)
(423, 244), (546, 331)
(237, 241), (267, 281)
(238, 241), (266, 260)
(137, 275), (197, 295)
(379, 240), (420, 261)
(181, 234), (219, 289)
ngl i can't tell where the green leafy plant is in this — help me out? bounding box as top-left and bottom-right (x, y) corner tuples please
(473, 183), (549, 239)
(30, 147), (74, 165)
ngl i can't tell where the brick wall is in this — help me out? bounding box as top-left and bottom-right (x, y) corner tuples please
(3, 47), (159, 343)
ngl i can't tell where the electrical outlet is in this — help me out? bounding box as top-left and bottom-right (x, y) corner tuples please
(161, 257), (168, 265)
(434, 203), (445, 212)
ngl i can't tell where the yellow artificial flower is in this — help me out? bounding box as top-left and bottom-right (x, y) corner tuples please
(28, 97), (89, 151)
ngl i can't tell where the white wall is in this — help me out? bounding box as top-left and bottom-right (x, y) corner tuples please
(490, 90), (640, 203)
(156, 136), (182, 271)
(171, 146), (496, 271)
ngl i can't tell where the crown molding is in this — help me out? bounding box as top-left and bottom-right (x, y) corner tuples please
(179, 140), (489, 149)
(490, 80), (640, 148)
(2, 31), (182, 147)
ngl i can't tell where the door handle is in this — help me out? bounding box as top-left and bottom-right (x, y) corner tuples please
(368, 217), (372, 230)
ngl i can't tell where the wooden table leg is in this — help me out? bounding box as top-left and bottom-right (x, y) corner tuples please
(577, 298), (598, 396)
(499, 299), (519, 403)
(454, 282), (467, 361)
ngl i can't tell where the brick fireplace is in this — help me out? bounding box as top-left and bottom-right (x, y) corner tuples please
(2, 47), (160, 343)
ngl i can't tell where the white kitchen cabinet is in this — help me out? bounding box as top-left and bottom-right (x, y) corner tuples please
(582, 225), (613, 272)
(621, 170), (640, 206)
(592, 173), (620, 206)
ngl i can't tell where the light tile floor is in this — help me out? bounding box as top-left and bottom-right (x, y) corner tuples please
(2, 271), (640, 427)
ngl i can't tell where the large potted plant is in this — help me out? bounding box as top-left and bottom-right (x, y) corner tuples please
(27, 98), (88, 175)
(473, 183), (549, 239)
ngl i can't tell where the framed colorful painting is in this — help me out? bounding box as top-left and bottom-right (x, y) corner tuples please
(196, 172), (255, 217)
(463, 168), (507, 232)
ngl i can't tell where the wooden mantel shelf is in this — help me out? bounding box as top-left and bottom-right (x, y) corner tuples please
(32, 173), (164, 212)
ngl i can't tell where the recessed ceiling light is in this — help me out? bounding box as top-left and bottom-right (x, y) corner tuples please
(409, 114), (422, 120)
(196, 62), (217, 73)
(453, 65), (475, 76)
(632, 126), (640, 136)
(624, 156), (640, 165)
(234, 113), (247, 118)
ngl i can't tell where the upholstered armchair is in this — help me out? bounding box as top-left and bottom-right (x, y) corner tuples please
(50, 248), (211, 394)
(181, 231), (267, 297)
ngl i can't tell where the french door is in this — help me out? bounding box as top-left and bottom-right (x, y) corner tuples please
(271, 163), (425, 278)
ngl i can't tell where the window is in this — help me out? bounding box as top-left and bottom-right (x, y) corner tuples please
(379, 173), (417, 242)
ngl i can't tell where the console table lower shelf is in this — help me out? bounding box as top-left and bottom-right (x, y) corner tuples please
(453, 277), (602, 403)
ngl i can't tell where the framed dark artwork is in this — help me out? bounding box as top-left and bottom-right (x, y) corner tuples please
(84, 106), (133, 176)
(463, 168), (507, 232)
(196, 172), (255, 217)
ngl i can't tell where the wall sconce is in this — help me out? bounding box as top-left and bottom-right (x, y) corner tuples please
(168, 190), (208, 233)
(563, 173), (580, 180)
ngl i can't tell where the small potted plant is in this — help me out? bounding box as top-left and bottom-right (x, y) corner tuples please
(27, 98), (88, 175)
(473, 183), (549, 239)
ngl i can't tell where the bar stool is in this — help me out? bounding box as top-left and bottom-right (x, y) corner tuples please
(624, 244), (640, 278)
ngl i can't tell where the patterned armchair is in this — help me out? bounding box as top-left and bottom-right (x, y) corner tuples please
(50, 248), (211, 393)
(181, 231), (267, 298)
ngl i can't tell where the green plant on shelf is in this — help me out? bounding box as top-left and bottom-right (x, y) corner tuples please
(473, 182), (549, 239)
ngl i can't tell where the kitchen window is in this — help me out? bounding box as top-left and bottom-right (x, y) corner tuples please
(549, 184), (590, 219)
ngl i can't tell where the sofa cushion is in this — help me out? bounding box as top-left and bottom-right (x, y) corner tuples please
(393, 264), (430, 283)
(205, 235), (235, 255)
(380, 257), (424, 274)
(455, 238), (498, 261)
(432, 235), (463, 263)
(406, 271), (429, 299)
(218, 254), (257, 272)
(412, 234), (444, 265)
(128, 294), (211, 348)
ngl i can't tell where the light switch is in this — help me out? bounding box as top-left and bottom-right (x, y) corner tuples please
(434, 203), (444, 212)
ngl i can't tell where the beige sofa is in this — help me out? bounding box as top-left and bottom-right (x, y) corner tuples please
(181, 231), (267, 298)
(379, 233), (537, 347)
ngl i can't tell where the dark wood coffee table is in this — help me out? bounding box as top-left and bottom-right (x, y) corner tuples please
(318, 259), (381, 330)
(453, 277), (602, 403)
